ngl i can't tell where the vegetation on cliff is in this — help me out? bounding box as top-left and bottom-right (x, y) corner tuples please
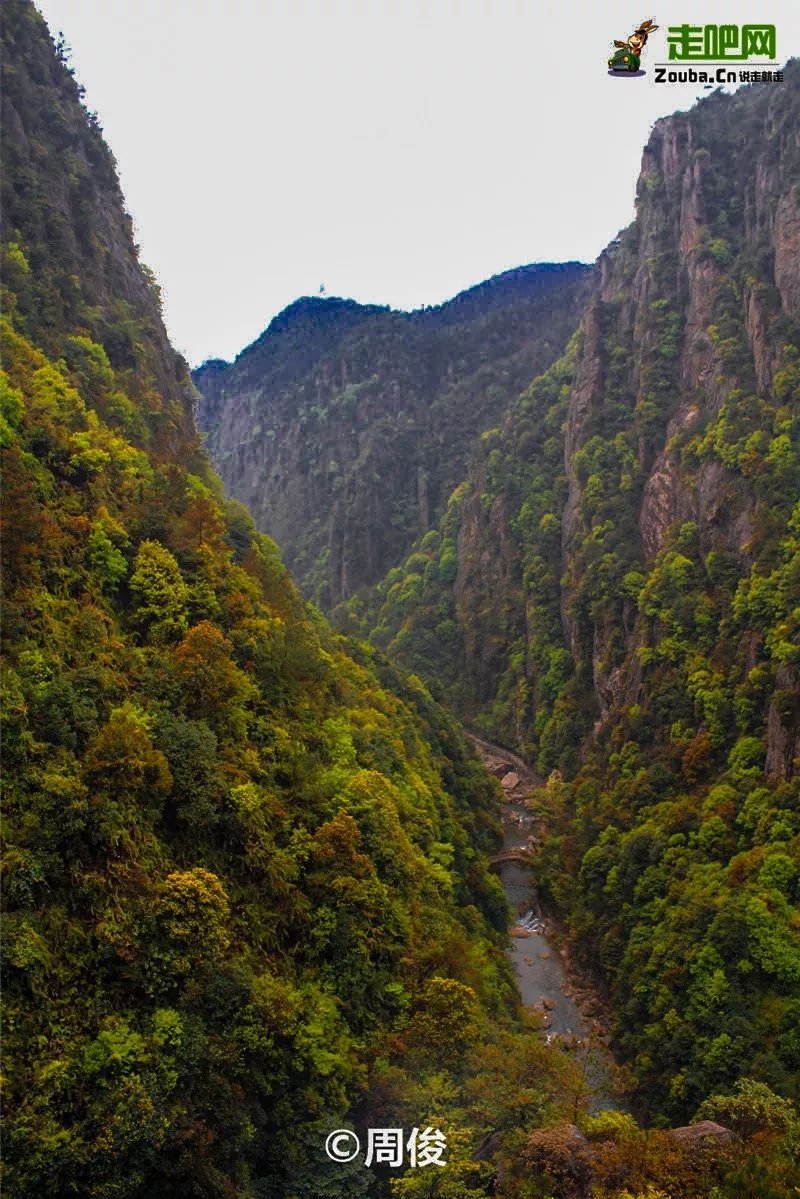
(2, 5), (798, 1196)
(193, 264), (593, 608)
(336, 65), (800, 1128)
(1, 7), (514, 1194)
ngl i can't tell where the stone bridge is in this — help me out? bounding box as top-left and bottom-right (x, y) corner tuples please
(489, 847), (537, 868)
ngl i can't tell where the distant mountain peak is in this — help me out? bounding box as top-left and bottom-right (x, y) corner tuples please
(194, 260), (594, 605)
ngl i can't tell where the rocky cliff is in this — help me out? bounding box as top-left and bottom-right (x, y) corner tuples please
(347, 67), (800, 1117)
(357, 67), (800, 777)
(193, 264), (593, 606)
(1, 7), (196, 459)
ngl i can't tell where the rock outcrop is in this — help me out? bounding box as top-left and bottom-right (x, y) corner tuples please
(667, 1120), (735, 1145)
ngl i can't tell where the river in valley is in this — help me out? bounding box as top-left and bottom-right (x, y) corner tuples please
(472, 736), (625, 1112)
(500, 793), (590, 1037)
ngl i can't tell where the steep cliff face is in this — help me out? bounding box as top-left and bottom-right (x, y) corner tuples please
(361, 69), (800, 772)
(350, 68), (800, 1117)
(0, 5), (196, 459)
(557, 74), (800, 761)
(193, 264), (593, 606)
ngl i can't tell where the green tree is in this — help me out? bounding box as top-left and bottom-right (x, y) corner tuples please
(130, 539), (189, 642)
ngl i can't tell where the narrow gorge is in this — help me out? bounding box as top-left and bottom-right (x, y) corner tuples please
(3, 4), (799, 1196)
(196, 59), (800, 1132)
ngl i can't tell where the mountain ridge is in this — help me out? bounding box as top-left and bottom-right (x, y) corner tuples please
(197, 262), (593, 372)
(193, 259), (594, 606)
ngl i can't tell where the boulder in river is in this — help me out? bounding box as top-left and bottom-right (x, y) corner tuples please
(500, 771), (520, 790)
(539, 950), (551, 960)
(551, 1033), (577, 1049)
(510, 925), (531, 938)
(541, 996), (557, 1011)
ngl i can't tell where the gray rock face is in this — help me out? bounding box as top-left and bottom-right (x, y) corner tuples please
(555, 78), (800, 760)
(766, 665), (800, 780)
(562, 87), (797, 615)
(193, 266), (593, 607)
(385, 69), (800, 770)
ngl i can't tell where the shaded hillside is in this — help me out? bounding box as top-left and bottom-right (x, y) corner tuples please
(194, 262), (593, 606)
(340, 67), (800, 1115)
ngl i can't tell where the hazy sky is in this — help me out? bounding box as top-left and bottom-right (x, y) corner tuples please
(35, 1), (799, 365)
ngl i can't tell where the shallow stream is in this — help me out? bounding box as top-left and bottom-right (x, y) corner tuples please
(473, 735), (623, 1111)
(499, 796), (589, 1038)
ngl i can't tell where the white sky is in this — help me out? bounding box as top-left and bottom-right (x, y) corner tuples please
(34, 1), (799, 366)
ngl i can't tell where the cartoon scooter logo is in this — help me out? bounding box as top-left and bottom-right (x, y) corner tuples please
(608, 18), (659, 74)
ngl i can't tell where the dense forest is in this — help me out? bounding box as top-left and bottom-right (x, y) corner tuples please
(0, 7), (511, 1194)
(2, 4), (799, 1197)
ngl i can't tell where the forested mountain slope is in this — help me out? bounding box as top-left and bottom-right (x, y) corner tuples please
(338, 66), (800, 1116)
(0, 11), (195, 462)
(193, 263), (593, 607)
(0, 7), (513, 1194)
